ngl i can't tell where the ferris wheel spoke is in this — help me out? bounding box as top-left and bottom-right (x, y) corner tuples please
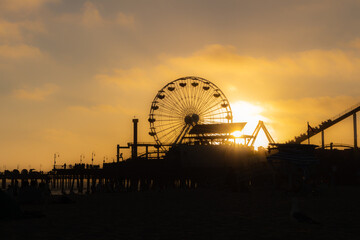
(174, 83), (191, 110)
(162, 130), (181, 145)
(194, 84), (209, 111)
(197, 95), (220, 113)
(188, 81), (198, 110)
(162, 88), (187, 112)
(155, 123), (183, 133)
(201, 110), (224, 121)
(203, 117), (228, 121)
(174, 124), (191, 144)
(202, 106), (226, 117)
(156, 101), (184, 116)
(203, 114), (226, 121)
(198, 84), (225, 114)
(153, 119), (183, 124)
(162, 125), (184, 143)
(158, 126), (185, 143)
(169, 86), (188, 111)
(154, 112), (183, 118)
(191, 82), (200, 108)
(154, 107), (184, 118)
(188, 82), (197, 108)
(180, 80), (191, 109)
(154, 102), (183, 116)
(156, 122), (185, 135)
(196, 81), (210, 108)
(154, 122), (183, 129)
(200, 96), (223, 112)
(154, 120), (184, 128)
(198, 99), (223, 116)
(155, 119), (184, 128)
(196, 89), (217, 114)
(154, 116), (184, 124)
(162, 84), (188, 109)
(159, 94), (185, 114)
(182, 80), (195, 110)
(193, 92), (208, 112)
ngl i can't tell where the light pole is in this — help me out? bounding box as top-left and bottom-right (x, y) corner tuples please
(91, 152), (95, 166)
(53, 153), (60, 170)
(80, 154), (85, 164)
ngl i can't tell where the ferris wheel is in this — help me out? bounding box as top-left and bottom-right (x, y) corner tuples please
(148, 76), (233, 150)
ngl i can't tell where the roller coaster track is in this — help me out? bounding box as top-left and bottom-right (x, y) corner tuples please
(247, 121), (275, 146)
(294, 102), (360, 144)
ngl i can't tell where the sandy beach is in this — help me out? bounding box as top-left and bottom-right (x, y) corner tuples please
(2, 185), (360, 240)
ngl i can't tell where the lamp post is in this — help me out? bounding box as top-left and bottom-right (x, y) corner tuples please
(91, 152), (95, 166)
(80, 154), (85, 164)
(53, 153), (60, 170)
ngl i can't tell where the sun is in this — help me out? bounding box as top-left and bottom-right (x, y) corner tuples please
(230, 101), (272, 149)
(232, 130), (242, 138)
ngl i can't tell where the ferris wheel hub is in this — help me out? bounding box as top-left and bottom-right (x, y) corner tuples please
(184, 114), (200, 125)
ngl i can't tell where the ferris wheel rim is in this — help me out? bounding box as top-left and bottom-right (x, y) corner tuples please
(148, 76), (233, 150)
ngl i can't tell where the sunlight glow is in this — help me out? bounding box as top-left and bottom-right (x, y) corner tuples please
(232, 130), (242, 138)
(230, 101), (271, 149)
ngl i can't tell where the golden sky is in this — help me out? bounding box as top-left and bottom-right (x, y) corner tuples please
(1, 0), (360, 170)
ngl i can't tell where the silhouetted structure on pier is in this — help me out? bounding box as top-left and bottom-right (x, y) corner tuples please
(292, 102), (359, 149)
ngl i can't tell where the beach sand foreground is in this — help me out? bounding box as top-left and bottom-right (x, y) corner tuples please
(1, 186), (359, 240)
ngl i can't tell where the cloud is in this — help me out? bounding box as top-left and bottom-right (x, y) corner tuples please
(67, 2), (135, 28)
(0, 0), (58, 13)
(0, 19), (46, 45)
(349, 38), (360, 49)
(263, 96), (360, 140)
(12, 84), (58, 101)
(0, 20), (22, 42)
(42, 128), (80, 144)
(81, 2), (104, 27)
(95, 68), (161, 91)
(68, 104), (137, 116)
(97, 44), (360, 101)
(94, 43), (360, 142)
(115, 12), (135, 28)
(0, 44), (43, 59)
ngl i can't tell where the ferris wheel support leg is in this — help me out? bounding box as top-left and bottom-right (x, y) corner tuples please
(354, 112), (358, 150)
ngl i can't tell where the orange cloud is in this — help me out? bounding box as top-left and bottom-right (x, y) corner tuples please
(115, 12), (135, 28)
(79, 2), (135, 29)
(0, 0), (58, 13)
(98, 44), (360, 100)
(0, 19), (46, 44)
(349, 38), (360, 49)
(68, 104), (137, 117)
(95, 68), (162, 91)
(95, 44), (360, 143)
(0, 20), (22, 42)
(81, 2), (104, 27)
(13, 84), (58, 101)
(0, 44), (42, 59)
